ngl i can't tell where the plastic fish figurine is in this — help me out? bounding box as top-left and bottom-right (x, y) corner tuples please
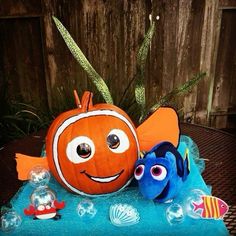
(192, 195), (229, 219)
(16, 91), (180, 197)
(134, 142), (190, 203)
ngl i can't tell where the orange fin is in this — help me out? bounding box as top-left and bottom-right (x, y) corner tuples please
(15, 153), (49, 180)
(137, 107), (180, 151)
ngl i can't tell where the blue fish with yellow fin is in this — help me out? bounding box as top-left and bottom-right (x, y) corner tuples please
(134, 141), (190, 203)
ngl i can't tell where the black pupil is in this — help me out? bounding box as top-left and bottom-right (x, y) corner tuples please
(107, 134), (120, 149)
(152, 167), (161, 175)
(76, 143), (91, 158)
(136, 166), (143, 175)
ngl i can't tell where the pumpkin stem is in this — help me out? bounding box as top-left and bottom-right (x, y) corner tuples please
(81, 91), (93, 112)
(73, 90), (81, 108)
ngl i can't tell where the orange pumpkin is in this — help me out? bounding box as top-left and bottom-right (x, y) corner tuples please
(46, 91), (139, 195)
(16, 91), (180, 196)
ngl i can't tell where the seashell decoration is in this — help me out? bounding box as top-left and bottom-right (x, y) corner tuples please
(109, 204), (140, 227)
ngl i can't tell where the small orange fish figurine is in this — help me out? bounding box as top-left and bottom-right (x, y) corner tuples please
(16, 91), (180, 196)
(192, 195), (229, 219)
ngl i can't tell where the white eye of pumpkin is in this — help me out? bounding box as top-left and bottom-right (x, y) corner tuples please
(66, 136), (95, 164)
(107, 129), (130, 154)
(150, 165), (167, 181)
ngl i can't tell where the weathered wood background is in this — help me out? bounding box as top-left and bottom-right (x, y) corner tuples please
(0, 0), (236, 129)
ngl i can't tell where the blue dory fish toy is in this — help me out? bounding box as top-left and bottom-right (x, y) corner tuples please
(134, 142), (190, 203)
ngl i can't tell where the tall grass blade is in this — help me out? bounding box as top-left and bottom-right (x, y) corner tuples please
(52, 16), (113, 104)
(135, 21), (156, 121)
(140, 72), (206, 121)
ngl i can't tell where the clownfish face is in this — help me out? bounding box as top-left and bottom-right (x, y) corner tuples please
(46, 107), (139, 196)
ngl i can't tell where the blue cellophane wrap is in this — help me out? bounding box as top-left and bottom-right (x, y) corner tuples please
(0, 136), (229, 236)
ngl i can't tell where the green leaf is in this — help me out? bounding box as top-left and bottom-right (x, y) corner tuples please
(141, 72), (206, 121)
(52, 16), (113, 104)
(135, 21), (156, 121)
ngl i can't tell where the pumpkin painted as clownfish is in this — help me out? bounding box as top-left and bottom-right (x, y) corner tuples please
(16, 91), (180, 196)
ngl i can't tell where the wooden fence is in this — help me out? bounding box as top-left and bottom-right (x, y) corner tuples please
(0, 0), (236, 129)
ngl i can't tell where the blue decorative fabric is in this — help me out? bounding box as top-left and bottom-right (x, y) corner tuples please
(0, 137), (229, 236)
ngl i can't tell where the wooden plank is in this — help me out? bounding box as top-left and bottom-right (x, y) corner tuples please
(227, 32), (236, 129)
(196, 0), (222, 125)
(42, 0), (88, 113)
(229, 49), (236, 109)
(146, 0), (163, 109)
(41, 0), (57, 111)
(149, 0), (206, 122)
(160, 0), (178, 95)
(176, 0), (205, 122)
(82, 0), (147, 106)
(182, 0), (205, 123)
(219, 0), (236, 8)
(0, 0), (42, 18)
(147, 0), (178, 110)
(0, 17), (48, 112)
(211, 9), (236, 129)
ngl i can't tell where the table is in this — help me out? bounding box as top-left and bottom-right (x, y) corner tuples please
(0, 123), (235, 234)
